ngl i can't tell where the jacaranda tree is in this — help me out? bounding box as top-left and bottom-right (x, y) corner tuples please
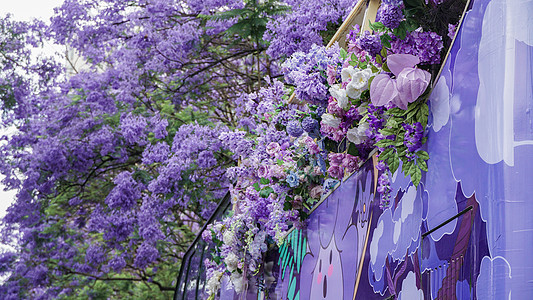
(0, 0), (355, 298)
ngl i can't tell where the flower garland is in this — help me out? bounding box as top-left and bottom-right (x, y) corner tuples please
(203, 0), (460, 295)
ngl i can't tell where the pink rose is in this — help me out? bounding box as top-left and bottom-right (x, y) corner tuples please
(342, 154), (360, 174)
(266, 142), (280, 156)
(304, 137), (320, 155)
(327, 65), (337, 85)
(328, 152), (345, 166)
(257, 165), (270, 178)
(327, 165), (344, 180)
(309, 185), (323, 199)
(327, 100), (345, 117)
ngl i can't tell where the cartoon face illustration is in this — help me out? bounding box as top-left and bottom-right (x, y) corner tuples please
(310, 235), (343, 299)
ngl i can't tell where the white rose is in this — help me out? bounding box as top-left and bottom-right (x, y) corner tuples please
(321, 113), (341, 128)
(347, 122), (370, 144)
(341, 66), (358, 83)
(350, 68), (373, 90)
(329, 84), (349, 110)
(206, 271), (223, 295)
(224, 252), (239, 272)
(223, 230), (234, 245)
(345, 82), (362, 99)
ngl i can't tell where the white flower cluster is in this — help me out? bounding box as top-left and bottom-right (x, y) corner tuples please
(347, 122), (369, 144)
(329, 66), (376, 110)
(206, 271), (223, 296)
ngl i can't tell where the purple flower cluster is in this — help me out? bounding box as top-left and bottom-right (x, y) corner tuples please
(286, 120), (304, 137)
(376, 4), (404, 29)
(355, 31), (383, 57)
(264, 0), (354, 58)
(365, 104), (386, 142)
(403, 122), (424, 154)
(282, 44), (342, 106)
(377, 172), (392, 208)
(390, 29), (444, 65)
(327, 152), (361, 179)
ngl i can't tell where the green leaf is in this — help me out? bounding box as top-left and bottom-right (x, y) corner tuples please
(323, 137), (340, 153)
(393, 22), (408, 40)
(369, 21), (387, 32)
(351, 53), (357, 62)
(412, 167), (422, 187)
(340, 48), (348, 60)
(375, 55), (382, 65)
(347, 142), (359, 157)
(260, 178), (270, 185)
(380, 47), (388, 58)
(403, 160), (413, 176)
(284, 201), (292, 210)
(349, 60), (358, 67)
(416, 150), (429, 160)
(380, 127), (397, 136)
(375, 139), (393, 148)
(380, 34), (392, 49)
(382, 62), (391, 73)
(259, 186), (274, 198)
(418, 159), (428, 172)
(253, 182), (260, 191)
(277, 158), (284, 165)
(297, 158), (305, 168)
(389, 153), (400, 174)
(380, 148), (394, 161)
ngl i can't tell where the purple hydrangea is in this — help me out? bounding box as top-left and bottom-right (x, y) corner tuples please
(286, 120), (304, 137)
(376, 4), (404, 29)
(390, 29), (444, 65)
(301, 117), (318, 132)
(356, 31), (382, 56)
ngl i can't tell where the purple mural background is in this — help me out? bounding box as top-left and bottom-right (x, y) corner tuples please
(213, 0), (533, 297)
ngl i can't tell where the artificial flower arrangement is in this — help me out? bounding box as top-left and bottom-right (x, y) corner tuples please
(203, 0), (464, 295)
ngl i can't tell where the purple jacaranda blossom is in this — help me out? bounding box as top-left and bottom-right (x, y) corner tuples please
(302, 117), (318, 133)
(376, 3), (403, 29)
(396, 67), (431, 109)
(403, 122), (424, 153)
(448, 23), (457, 40)
(370, 74), (399, 106)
